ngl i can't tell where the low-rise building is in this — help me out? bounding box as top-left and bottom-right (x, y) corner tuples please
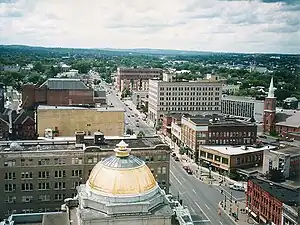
(275, 110), (300, 136)
(131, 90), (148, 108)
(246, 177), (300, 225)
(263, 147), (300, 179)
(181, 115), (257, 161)
(37, 105), (125, 137)
(221, 95), (264, 122)
(0, 133), (171, 219)
(199, 145), (275, 173)
(283, 203), (300, 225)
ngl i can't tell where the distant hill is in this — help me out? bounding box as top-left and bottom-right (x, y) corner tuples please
(101, 48), (217, 55)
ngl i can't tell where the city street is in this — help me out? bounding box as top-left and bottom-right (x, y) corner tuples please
(170, 158), (236, 225)
(102, 82), (155, 136)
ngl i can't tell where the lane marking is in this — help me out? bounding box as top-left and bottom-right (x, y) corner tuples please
(170, 171), (183, 185)
(205, 204), (211, 210)
(195, 202), (210, 221)
(191, 207), (196, 213)
(192, 189), (197, 194)
(220, 221), (223, 225)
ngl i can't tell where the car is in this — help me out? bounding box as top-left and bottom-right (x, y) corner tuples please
(171, 152), (176, 157)
(131, 115), (135, 117)
(174, 156), (179, 161)
(186, 169), (193, 175)
(259, 135), (267, 139)
(183, 165), (189, 171)
(125, 121), (129, 125)
(136, 124), (139, 127)
(136, 119), (139, 122)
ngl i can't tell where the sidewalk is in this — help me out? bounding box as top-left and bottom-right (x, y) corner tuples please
(160, 134), (238, 186)
(219, 200), (256, 225)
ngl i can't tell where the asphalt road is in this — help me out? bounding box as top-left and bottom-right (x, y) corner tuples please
(170, 158), (236, 225)
(102, 83), (155, 136)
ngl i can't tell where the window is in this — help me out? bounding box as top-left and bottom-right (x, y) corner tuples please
(54, 158), (65, 165)
(5, 184), (16, 192)
(72, 170), (82, 177)
(20, 159), (33, 166)
(54, 170), (66, 178)
(5, 196), (16, 203)
(38, 171), (50, 179)
(162, 154), (167, 161)
(21, 183), (33, 191)
(72, 181), (81, 189)
(54, 182), (66, 190)
(22, 196), (33, 203)
(22, 209), (34, 213)
(21, 172), (33, 180)
(93, 157), (98, 163)
(162, 167), (167, 174)
(222, 157), (229, 165)
(157, 167), (162, 174)
(54, 193), (65, 201)
(4, 160), (16, 167)
(38, 182), (50, 190)
(157, 155), (162, 161)
(39, 194), (50, 202)
(72, 157), (82, 164)
(4, 172), (16, 180)
(38, 158), (50, 165)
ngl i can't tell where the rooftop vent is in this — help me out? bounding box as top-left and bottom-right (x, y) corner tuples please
(10, 142), (22, 151)
(94, 131), (105, 145)
(75, 131), (85, 144)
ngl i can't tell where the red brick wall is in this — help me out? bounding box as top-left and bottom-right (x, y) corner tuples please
(22, 84), (36, 109)
(276, 125), (300, 136)
(46, 89), (94, 105)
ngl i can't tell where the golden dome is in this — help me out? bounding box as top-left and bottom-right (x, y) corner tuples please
(87, 141), (157, 195)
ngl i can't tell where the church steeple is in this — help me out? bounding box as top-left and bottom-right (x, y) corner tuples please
(267, 76), (275, 98)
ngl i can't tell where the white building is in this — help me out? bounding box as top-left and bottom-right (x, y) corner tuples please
(148, 79), (222, 125)
(131, 90), (148, 107)
(221, 95), (264, 122)
(222, 84), (240, 94)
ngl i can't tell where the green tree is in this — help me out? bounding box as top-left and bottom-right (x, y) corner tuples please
(137, 131), (145, 138)
(33, 62), (45, 73)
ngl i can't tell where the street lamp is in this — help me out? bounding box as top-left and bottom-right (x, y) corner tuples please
(236, 202), (239, 221)
(208, 162), (212, 179)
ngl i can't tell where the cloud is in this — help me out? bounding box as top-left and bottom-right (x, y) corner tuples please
(0, 0), (299, 53)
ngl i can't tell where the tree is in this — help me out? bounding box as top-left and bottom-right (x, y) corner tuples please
(33, 62), (45, 73)
(137, 131), (145, 138)
(126, 128), (134, 135)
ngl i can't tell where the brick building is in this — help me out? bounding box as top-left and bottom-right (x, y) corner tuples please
(116, 67), (162, 93)
(22, 78), (104, 110)
(246, 177), (300, 225)
(180, 114), (257, 161)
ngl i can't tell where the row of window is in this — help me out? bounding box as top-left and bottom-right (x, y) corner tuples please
(5, 193), (69, 204)
(159, 87), (220, 91)
(4, 170), (82, 180)
(160, 101), (219, 106)
(4, 181), (81, 192)
(160, 91), (219, 96)
(159, 107), (220, 111)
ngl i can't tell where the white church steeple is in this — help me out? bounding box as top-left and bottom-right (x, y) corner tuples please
(267, 76), (275, 98)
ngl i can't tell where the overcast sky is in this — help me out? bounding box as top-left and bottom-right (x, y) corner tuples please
(0, 0), (299, 53)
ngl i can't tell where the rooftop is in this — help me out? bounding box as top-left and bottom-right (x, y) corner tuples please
(0, 136), (167, 153)
(40, 78), (89, 90)
(251, 177), (300, 206)
(222, 95), (264, 103)
(202, 145), (277, 156)
(271, 147), (300, 157)
(37, 105), (124, 112)
(276, 109), (300, 128)
(184, 115), (255, 126)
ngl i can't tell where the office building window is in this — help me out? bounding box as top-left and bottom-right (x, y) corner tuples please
(5, 196), (16, 203)
(54, 182), (66, 190)
(21, 183), (33, 191)
(72, 157), (83, 164)
(38, 171), (50, 179)
(54, 158), (65, 165)
(22, 196), (33, 203)
(162, 167), (167, 174)
(20, 159), (33, 166)
(54, 170), (66, 178)
(72, 170), (82, 177)
(38, 158), (50, 165)
(21, 172), (33, 180)
(157, 167), (162, 174)
(54, 193), (65, 201)
(39, 194), (50, 202)
(5, 184), (16, 192)
(4, 172), (16, 180)
(4, 160), (16, 167)
(22, 209), (34, 213)
(72, 181), (81, 189)
(38, 182), (50, 190)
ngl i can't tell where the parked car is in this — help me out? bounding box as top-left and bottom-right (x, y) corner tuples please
(183, 165), (189, 171)
(186, 169), (193, 175)
(171, 152), (176, 157)
(174, 156), (179, 161)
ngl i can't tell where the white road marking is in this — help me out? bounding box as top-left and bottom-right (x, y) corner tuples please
(205, 204), (211, 210)
(195, 202), (210, 221)
(192, 189), (197, 194)
(219, 221), (223, 225)
(170, 171), (183, 185)
(191, 207), (196, 213)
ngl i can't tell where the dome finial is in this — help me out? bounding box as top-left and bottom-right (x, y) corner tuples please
(114, 140), (130, 157)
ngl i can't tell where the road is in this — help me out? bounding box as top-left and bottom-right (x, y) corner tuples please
(170, 158), (236, 225)
(102, 82), (155, 136)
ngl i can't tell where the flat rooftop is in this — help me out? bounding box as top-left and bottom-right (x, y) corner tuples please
(37, 105), (125, 112)
(271, 147), (300, 157)
(251, 177), (300, 206)
(185, 115), (255, 126)
(0, 136), (166, 152)
(202, 145), (277, 156)
(222, 95), (264, 103)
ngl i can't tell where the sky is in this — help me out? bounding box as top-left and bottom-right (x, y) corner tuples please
(0, 0), (299, 53)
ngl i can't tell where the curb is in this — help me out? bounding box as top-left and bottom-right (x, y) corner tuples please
(218, 201), (238, 225)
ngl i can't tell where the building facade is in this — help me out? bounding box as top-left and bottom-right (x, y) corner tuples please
(198, 145), (270, 173)
(181, 115), (257, 161)
(131, 90), (148, 108)
(282, 204), (300, 225)
(263, 77), (276, 133)
(116, 67), (162, 93)
(0, 135), (171, 219)
(246, 177), (299, 225)
(221, 95), (264, 122)
(22, 78), (100, 110)
(148, 79), (222, 125)
(37, 105), (125, 137)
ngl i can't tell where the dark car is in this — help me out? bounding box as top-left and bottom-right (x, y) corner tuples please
(174, 156), (179, 161)
(186, 169), (193, 175)
(171, 152), (176, 157)
(183, 165), (189, 171)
